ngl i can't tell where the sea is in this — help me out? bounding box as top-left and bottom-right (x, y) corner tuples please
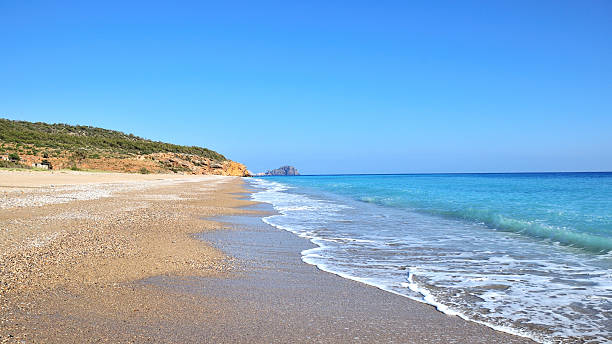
(247, 173), (612, 343)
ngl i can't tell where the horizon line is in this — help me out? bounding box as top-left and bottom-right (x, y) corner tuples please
(257, 171), (612, 177)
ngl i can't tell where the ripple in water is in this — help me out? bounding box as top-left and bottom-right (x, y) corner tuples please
(249, 177), (612, 343)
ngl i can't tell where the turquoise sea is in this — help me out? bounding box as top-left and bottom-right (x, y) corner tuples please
(249, 173), (612, 343)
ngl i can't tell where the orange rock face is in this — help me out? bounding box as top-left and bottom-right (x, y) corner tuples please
(5, 151), (250, 177)
(221, 161), (250, 177)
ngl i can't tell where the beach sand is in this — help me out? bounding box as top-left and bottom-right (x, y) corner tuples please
(0, 170), (533, 343)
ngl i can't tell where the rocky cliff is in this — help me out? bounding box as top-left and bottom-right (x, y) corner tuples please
(1, 151), (250, 177)
(0, 118), (251, 177)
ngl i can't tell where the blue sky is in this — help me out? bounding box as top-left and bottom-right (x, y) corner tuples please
(1, 1), (611, 174)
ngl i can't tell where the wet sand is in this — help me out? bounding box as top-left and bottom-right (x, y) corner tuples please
(0, 171), (533, 343)
(148, 202), (533, 343)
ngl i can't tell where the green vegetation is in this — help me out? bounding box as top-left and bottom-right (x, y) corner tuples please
(0, 160), (28, 169)
(139, 167), (150, 174)
(8, 152), (20, 161)
(0, 118), (226, 161)
(169, 165), (191, 173)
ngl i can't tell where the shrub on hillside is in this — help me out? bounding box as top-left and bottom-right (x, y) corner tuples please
(0, 118), (226, 161)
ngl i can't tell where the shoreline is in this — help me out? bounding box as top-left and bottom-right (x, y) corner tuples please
(248, 183), (540, 342)
(190, 182), (534, 343)
(247, 175), (609, 343)
(1, 171), (532, 343)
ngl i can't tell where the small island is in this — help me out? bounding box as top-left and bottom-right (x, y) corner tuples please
(256, 165), (300, 176)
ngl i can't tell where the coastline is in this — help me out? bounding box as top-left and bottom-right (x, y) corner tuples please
(189, 186), (534, 343)
(1, 171), (532, 343)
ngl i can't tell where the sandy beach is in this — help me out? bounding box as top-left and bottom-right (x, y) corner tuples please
(0, 170), (532, 343)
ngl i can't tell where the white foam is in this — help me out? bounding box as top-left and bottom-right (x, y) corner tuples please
(248, 178), (612, 344)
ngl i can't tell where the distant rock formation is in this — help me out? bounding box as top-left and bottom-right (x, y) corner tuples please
(258, 165), (300, 176)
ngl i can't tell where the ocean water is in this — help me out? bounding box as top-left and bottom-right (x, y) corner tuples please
(248, 173), (612, 343)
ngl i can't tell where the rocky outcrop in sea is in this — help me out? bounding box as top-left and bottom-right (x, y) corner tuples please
(258, 165), (300, 176)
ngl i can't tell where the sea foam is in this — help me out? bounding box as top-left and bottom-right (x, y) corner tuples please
(249, 175), (612, 343)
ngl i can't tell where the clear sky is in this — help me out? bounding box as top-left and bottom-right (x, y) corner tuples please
(2, 1), (611, 174)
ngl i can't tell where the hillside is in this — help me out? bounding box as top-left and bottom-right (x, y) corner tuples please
(0, 118), (249, 176)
